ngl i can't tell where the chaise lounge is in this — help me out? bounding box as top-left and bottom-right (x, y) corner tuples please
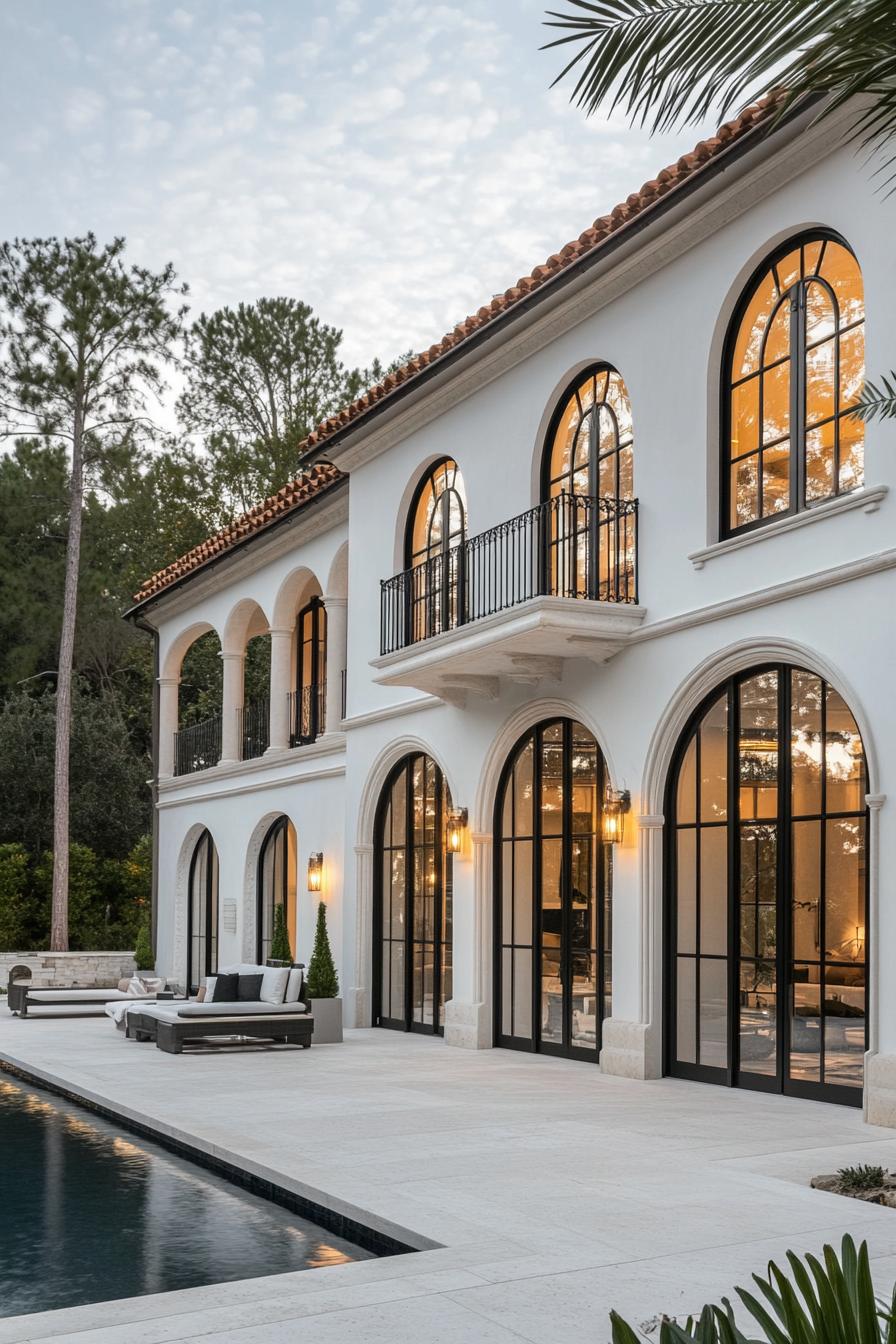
(117, 962), (313, 1053)
(8, 969), (163, 1018)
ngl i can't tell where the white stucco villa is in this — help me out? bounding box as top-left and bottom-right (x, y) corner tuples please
(126, 95), (896, 1124)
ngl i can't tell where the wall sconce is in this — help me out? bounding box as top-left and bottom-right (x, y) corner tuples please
(446, 807), (468, 854)
(307, 851), (324, 892)
(602, 786), (630, 845)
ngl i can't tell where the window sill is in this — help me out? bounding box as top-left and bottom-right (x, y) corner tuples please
(689, 486), (888, 569)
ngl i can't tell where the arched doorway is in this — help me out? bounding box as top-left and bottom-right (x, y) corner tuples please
(495, 718), (611, 1061)
(256, 816), (298, 963)
(187, 829), (219, 991)
(373, 753), (453, 1034)
(665, 664), (868, 1105)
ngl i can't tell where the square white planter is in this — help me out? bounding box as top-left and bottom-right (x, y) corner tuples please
(310, 997), (343, 1043)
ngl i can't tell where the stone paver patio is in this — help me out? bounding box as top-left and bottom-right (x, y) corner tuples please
(3, 1017), (896, 1343)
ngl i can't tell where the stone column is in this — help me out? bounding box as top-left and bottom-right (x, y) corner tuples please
(157, 676), (179, 778)
(323, 595), (347, 732)
(267, 627), (294, 753)
(444, 830), (492, 1049)
(219, 651), (244, 765)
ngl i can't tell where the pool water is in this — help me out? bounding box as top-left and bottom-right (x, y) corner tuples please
(0, 1076), (373, 1319)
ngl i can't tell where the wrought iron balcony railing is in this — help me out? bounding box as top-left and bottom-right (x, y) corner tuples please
(174, 712), (222, 776)
(239, 696), (270, 760)
(380, 492), (638, 656)
(288, 683), (326, 747)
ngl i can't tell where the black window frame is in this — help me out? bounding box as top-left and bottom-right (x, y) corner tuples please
(720, 229), (865, 540)
(292, 596), (327, 745)
(186, 828), (219, 993)
(256, 814), (292, 965)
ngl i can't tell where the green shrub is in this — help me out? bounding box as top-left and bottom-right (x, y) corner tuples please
(306, 901), (339, 998)
(133, 916), (154, 971)
(838, 1163), (886, 1192)
(610, 1235), (896, 1343)
(269, 902), (293, 963)
(0, 843), (32, 950)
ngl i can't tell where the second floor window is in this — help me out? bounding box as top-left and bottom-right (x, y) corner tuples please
(293, 596), (326, 744)
(724, 232), (865, 535)
(405, 457), (467, 639)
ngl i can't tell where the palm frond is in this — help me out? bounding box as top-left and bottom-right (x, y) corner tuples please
(544, 0), (896, 168)
(853, 373), (896, 422)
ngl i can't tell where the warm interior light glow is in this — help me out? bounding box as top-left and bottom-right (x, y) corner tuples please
(307, 851), (323, 892)
(602, 786), (630, 844)
(446, 807), (468, 854)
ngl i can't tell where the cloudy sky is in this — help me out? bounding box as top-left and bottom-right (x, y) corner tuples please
(1, 0), (713, 372)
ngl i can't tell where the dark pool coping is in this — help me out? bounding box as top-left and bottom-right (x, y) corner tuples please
(0, 1055), (439, 1261)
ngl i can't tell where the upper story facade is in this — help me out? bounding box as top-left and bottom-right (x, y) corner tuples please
(130, 97), (894, 784)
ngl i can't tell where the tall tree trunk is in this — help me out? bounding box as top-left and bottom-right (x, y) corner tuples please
(50, 399), (84, 952)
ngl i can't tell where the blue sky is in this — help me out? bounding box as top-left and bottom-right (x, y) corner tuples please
(1, 1), (713, 372)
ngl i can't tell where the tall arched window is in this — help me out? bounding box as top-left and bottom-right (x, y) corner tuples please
(666, 665), (868, 1105)
(542, 367), (636, 603)
(374, 753), (453, 1034)
(405, 459), (467, 641)
(257, 816), (297, 964)
(496, 718), (612, 1061)
(187, 829), (219, 991)
(724, 233), (865, 534)
(292, 596), (327, 745)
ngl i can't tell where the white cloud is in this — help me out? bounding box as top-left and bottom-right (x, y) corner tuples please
(64, 87), (105, 132)
(271, 93), (306, 122)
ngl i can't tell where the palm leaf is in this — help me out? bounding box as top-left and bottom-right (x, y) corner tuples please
(853, 373), (896, 422)
(544, 0), (896, 171)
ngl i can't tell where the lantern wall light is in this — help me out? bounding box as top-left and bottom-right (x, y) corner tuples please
(602, 786), (630, 845)
(446, 807), (468, 854)
(307, 851), (324, 892)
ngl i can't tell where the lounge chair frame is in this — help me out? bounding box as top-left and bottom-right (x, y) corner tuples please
(127, 1007), (314, 1053)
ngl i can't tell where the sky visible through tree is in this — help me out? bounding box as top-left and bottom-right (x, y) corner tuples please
(0, 0), (714, 386)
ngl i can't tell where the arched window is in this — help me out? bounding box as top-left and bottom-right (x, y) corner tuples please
(187, 829), (219, 991)
(257, 815), (297, 963)
(666, 665), (867, 1105)
(374, 753), (453, 1034)
(495, 718), (612, 1060)
(292, 596), (327, 745)
(542, 367), (636, 603)
(404, 459), (467, 641)
(724, 233), (865, 534)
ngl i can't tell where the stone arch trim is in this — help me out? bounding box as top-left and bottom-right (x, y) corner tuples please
(241, 810), (296, 962)
(173, 822), (216, 991)
(473, 695), (619, 837)
(627, 635), (881, 1085)
(351, 734), (457, 1027)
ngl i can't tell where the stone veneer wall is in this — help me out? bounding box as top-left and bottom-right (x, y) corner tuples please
(0, 951), (136, 990)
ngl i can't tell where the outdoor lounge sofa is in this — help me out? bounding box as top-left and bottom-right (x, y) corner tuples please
(8, 977), (162, 1017)
(118, 962), (312, 1053)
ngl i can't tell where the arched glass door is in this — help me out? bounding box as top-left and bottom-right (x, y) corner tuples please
(666, 665), (868, 1105)
(257, 816), (297, 963)
(374, 753), (453, 1034)
(405, 459), (467, 641)
(496, 718), (611, 1061)
(187, 829), (219, 991)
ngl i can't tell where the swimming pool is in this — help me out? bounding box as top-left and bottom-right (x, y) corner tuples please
(0, 1075), (374, 1318)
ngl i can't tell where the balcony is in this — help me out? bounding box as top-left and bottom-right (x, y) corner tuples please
(288, 683), (326, 747)
(373, 493), (645, 701)
(174, 713), (222, 776)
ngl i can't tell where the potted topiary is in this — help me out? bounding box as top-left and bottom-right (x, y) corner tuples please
(134, 916), (154, 973)
(306, 900), (342, 1043)
(267, 903), (293, 967)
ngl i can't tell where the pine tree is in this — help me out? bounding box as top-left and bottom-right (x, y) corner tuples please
(306, 900), (339, 998)
(269, 901), (293, 963)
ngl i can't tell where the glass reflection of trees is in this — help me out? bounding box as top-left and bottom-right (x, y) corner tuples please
(725, 234), (864, 533)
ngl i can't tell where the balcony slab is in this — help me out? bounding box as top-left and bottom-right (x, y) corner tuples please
(371, 596), (646, 702)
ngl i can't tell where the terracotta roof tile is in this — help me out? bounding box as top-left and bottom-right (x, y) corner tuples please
(134, 97), (777, 605)
(133, 461), (344, 603)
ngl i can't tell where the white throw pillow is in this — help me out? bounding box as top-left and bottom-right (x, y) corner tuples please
(260, 965), (289, 1005)
(204, 975), (217, 1002)
(126, 975), (150, 998)
(285, 967), (303, 1003)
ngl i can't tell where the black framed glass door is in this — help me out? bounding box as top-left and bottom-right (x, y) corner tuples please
(187, 829), (219, 992)
(374, 753), (453, 1034)
(496, 718), (611, 1061)
(666, 665), (868, 1106)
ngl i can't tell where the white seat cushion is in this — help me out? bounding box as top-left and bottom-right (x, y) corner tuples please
(27, 988), (143, 1003)
(177, 1000), (309, 1018)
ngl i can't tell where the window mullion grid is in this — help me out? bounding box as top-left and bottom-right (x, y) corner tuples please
(794, 284), (807, 511)
(727, 680), (740, 1087)
(533, 727), (544, 1054)
(777, 667), (791, 1094)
